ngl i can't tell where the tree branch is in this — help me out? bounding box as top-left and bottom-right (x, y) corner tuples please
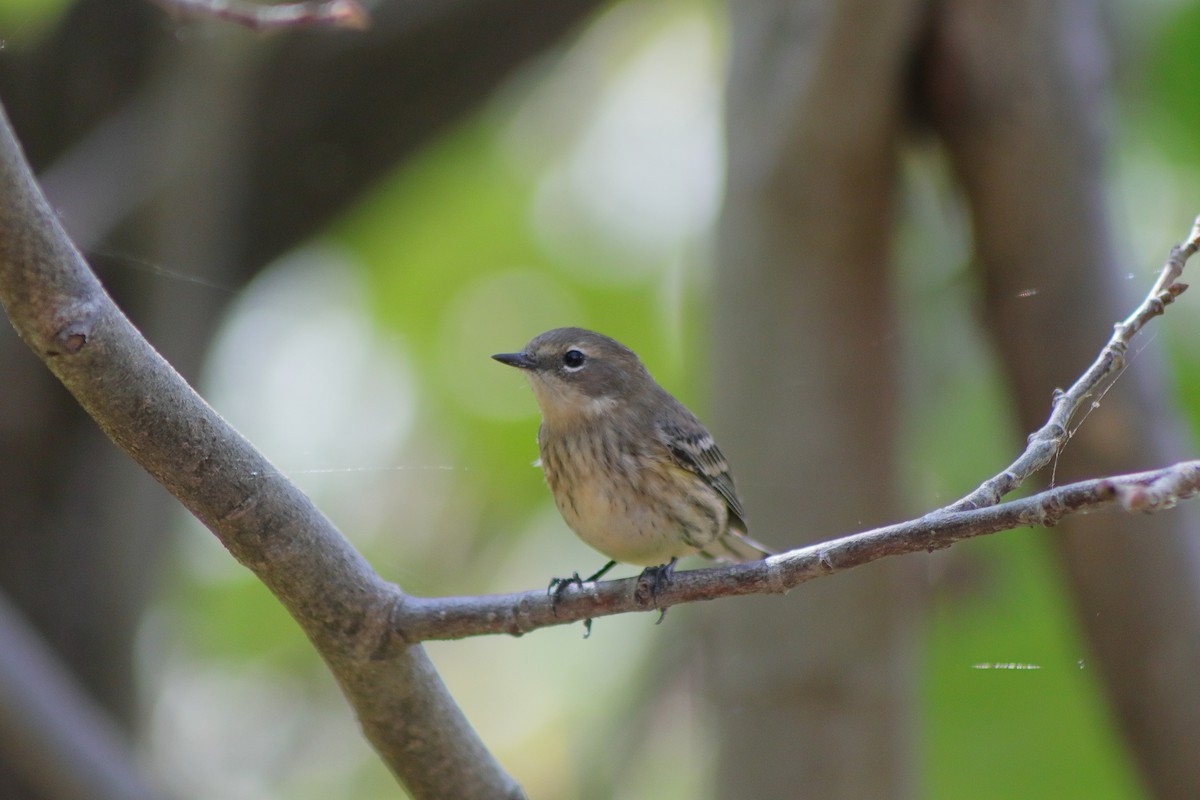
(0, 103), (521, 799)
(390, 460), (1200, 641)
(947, 215), (1200, 511)
(381, 213), (1200, 642)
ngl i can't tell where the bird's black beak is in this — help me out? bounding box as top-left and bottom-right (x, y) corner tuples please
(492, 351), (536, 370)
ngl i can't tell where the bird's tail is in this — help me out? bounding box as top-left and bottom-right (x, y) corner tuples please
(703, 528), (776, 563)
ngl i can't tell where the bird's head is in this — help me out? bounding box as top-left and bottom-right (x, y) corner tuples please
(492, 327), (651, 425)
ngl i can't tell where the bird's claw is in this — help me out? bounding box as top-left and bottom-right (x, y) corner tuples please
(548, 575), (597, 636)
(635, 557), (677, 623)
(547, 571), (584, 614)
(547, 559), (618, 616)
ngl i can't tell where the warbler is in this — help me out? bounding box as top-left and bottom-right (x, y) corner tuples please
(493, 328), (773, 593)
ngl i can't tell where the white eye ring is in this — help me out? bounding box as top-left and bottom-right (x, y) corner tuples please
(562, 348), (587, 371)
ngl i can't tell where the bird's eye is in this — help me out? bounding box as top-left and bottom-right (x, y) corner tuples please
(562, 349), (586, 371)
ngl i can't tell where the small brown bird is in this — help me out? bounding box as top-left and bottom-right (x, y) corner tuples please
(493, 328), (773, 592)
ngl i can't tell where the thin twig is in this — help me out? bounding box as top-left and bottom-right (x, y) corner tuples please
(149, 0), (370, 31)
(388, 460), (1200, 642)
(947, 215), (1200, 512)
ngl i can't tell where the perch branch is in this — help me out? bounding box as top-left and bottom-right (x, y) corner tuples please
(388, 461), (1200, 641)
(376, 213), (1200, 642)
(947, 215), (1200, 511)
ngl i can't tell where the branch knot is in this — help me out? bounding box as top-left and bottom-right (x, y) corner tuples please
(45, 300), (100, 356)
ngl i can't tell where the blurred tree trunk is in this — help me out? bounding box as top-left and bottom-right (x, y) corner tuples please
(0, 0), (600, 795)
(927, 2), (1200, 797)
(713, 0), (1200, 797)
(710, 1), (925, 797)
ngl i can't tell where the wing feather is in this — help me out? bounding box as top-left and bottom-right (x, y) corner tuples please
(656, 415), (747, 529)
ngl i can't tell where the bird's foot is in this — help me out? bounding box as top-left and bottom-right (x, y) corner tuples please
(547, 571), (584, 613)
(547, 560), (617, 615)
(635, 557), (678, 623)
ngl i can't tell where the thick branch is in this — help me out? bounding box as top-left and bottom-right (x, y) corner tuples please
(391, 461), (1200, 641)
(948, 215), (1200, 511)
(0, 104), (521, 799)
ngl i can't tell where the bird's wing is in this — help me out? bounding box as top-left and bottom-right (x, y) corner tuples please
(656, 415), (747, 528)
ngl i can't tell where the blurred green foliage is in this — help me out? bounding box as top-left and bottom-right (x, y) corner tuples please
(926, 532), (1142, 799)
(1146, 1), (1200, 171)
(0, 0), (71, 43)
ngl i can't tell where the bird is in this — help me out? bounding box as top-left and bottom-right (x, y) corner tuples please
(492, 327), (773, 603)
